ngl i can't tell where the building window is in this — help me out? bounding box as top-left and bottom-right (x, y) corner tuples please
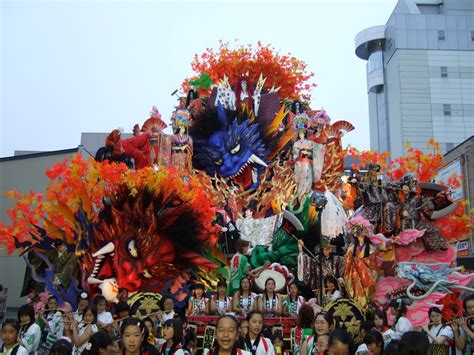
(438, 30), (445, 40)
(443, 104), (451, 116)
(471, 31), (474, 41)
(440, 66), (448, 78)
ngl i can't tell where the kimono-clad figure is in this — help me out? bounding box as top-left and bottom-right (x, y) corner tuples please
(170, 110), (193, 175)
(236, 201), (280, 249)
(350, 165), (398, 235)
(344, 217), (390, 309)
(186, 89), (203, 117)
(297, 238), (345, 294)
(292, 119), (326, 198)
(399, 175), (447, 251)
(140, 106), (170, 168)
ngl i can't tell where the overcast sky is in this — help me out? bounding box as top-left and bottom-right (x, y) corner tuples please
(0, 0), (398, 158)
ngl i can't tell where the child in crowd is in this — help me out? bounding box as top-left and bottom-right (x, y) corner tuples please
(94, 296), (113, 329)
(17, 304), (41, 355)
(209, 281), (231, 315)
(158, 319), (184, 355)
(300, 312), (334, 355)
(283, 282), (305, 317)
(203, 315), (251, 355)
(242, 311), (275, 355)
(66, 305), (99, 355)
(231, 277), (257, 317)
(81, 330), (112, 355)
(271, 332), (289, 355)
(257, 278), (282, 317)
(423, 306), (453, 354)
(322, 275), (341, 306)
(363, 330), (384, 355)
(383, 299), (412, 342)
(373, 309), (389, 334)
(1, 319), (29, 355)
(315, 333), (329, 355)
(39, 296), (64, 354)
(75, 293), (91, 324)
(453, 293), (474, 353)
(327, 329), (352, 355)
(186, 284), (209, 316)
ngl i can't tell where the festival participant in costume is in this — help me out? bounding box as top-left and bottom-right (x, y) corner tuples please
(256, 278), (282, 317)
(373, 310), (389, 334)
(39, 296), (64, 353)
(344, 217), (389, 308)
(230, 241), (260, 296)
(453, 294), (474, 354)
(17, 304), (41, 355)
(242, 312), (275, 355)
(186, 284), (208, 316)
(82, 330), (112, 355)
(1, 319), (29, 355)
(94, 296), (113, 328)
(158, 319), (184, 355)
(383, 300), (412, 342)
(203, 315), (251, 355)
(170, 110), (193, 175)
(399, 175), (447, 250)
(322, 275), (341, 306)
(67, 305), (99, 355)
(299, 312), (335, 355)
(297, 239), (345, 294)
(282, 282), (305, 317)
(291, 116), (325, 198)
(232, 277), (257, 316)
(422, 307), (453, 354)
(210, 280), (232, 315)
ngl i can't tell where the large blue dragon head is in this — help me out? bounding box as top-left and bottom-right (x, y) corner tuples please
(193, 104), (268, 190)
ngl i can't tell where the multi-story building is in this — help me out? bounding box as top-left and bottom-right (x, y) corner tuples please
(355, 0), (474, 157)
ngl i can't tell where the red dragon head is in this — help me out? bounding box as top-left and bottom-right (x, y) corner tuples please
(83, 184), (218, 301)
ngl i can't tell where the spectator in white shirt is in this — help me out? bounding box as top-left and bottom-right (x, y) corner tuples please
(1, 319), (28, 355)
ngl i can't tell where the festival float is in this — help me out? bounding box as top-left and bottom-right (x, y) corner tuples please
(0, 41), (472, 349)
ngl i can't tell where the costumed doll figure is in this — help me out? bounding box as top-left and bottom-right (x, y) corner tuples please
(344, 217), (389, 309)
(350, 165), (398, 235)
(170, 110), (193, 175)
(234, 76), (254, 112)
(140, 106), (169, 168)
(236, 200), (279, 250)
(185, 88), (203, 117)
(230, 240), (262, 296)
(297, 238), (345, 294)
(398, 175), (447, 251)
(292, 115), (326, 198)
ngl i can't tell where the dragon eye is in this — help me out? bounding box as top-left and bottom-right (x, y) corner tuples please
(142, 269), (153, 279)
(230, 143), (240, 154)
(215, 159), (223, 166)
(127, 240), (139, 258)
